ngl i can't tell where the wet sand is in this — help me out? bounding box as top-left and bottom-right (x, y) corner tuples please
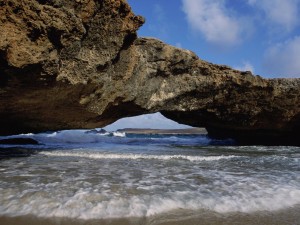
(1, 207), (299, 225)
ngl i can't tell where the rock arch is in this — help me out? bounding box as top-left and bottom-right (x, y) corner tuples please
(0, 0), (299, 145)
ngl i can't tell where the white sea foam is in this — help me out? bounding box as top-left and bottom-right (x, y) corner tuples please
(113, 131), (126, 137)
(1, 185), (300, 219)
(0, 130), (127, 145)
(1, 130), (300, 220)
(40, 151), (237, 162)
(1, 151), (300, 219)
(35, 130), (108, 144)
(0, 129), (216, 147)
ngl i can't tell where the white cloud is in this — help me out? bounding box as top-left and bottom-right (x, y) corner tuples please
(154, 4), (165, 22)
(148, 4), (169, 40)
(104, 112), (191, 131)
(247, 0), (300, 32)
(263, 36), (300, 78)
(182, 0), (246, 47)
(234, 61), (255, 73)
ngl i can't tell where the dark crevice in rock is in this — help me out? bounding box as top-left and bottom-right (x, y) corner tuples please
(28, 27), (42, 42)
(169, 60), (191, 75)
(122, 33), (137, 50)
(40, 0), (63, 8)
(0, 62), (52, 88)
(12, 5), (22, 14)
(156, 69), (169, 77)
(118, 2), (130, 16)
(47, 27), (64, 50)
(36, 0), (47, 5)
(81, 23), (90, 43)
(96, 62), (109, 72)
(12, 64), (43, 85)
(0, 50), (9, 87)
(112, 33), (137, 65)
(7, 1), (13, 7)
(1, 59), (49, 90)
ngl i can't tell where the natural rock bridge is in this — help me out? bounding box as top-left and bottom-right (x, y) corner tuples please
(0, 0), (299, 145)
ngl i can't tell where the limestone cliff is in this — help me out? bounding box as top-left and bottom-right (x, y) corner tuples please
(0, 0), (299, 145)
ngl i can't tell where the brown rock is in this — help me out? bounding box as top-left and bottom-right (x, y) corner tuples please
(0, 0), (299, 145)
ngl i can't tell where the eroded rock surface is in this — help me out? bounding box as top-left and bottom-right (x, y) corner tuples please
(0, 0), (299, 145)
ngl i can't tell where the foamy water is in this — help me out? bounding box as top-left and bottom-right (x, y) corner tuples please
(39, 151), (238, 162)
(0, 130), (300, 220)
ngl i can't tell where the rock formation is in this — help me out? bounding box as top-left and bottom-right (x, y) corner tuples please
(0, 0), (299, 145)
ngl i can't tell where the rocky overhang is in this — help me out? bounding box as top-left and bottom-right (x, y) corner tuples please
(0, 0), (299, 145)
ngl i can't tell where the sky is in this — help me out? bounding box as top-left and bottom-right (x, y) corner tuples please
(105, 0), (300, 131)
(104, 112), (191, 131)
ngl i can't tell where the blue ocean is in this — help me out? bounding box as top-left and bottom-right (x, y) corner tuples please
(0, 130), (300, 224)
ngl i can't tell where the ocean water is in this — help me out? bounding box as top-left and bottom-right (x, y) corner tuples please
(0, 130), (300, 224)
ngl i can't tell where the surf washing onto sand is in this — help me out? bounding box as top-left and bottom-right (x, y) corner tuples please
(0, 129), (300, 224)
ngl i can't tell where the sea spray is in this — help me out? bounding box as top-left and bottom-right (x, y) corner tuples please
(0, 132), (299, 220)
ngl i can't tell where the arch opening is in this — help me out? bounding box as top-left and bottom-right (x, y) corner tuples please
(103, 112), (206, 133)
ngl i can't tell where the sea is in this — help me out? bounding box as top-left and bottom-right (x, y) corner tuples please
(0, 129), (300, 225)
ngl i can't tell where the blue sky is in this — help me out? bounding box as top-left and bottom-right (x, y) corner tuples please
(105, 0), (300, 131)
(127, 0), (300, 78)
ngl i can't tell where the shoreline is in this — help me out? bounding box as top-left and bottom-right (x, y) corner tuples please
(1, 206), (300, 225)
(117, 128), (207, 135)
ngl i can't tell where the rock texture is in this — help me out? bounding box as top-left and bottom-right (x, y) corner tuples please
(0, 0), (299, 145)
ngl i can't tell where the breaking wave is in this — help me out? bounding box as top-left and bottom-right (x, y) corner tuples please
(40, 151), (238, 162)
